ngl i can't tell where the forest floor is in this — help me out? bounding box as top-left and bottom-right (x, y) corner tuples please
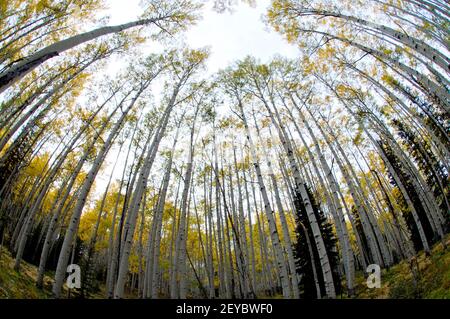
(352, 235), (450, 299)
(0, 247), (53, 298)
(0, 236), (449, 299)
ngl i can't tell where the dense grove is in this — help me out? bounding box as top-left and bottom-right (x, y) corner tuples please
(0, 0), (448, 299)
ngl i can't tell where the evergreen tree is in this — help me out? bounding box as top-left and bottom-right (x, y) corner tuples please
(379, 140), (435, 251)
(293, 186), (341, 298)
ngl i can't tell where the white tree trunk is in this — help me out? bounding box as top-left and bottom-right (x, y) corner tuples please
(52, 84), (146, 298)
(0, 17), (165, 93)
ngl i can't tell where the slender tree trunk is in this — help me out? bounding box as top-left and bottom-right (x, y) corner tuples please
(0, 16), (169, 93)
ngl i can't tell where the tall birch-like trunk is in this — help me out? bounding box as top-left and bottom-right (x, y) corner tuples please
(52, 82), (148, 298)
(114, 81), (182, 299)
(0, 15), (175, 93)
(236, 97), (292, 299)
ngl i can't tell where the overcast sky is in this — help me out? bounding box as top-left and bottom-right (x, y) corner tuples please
(105, 0), (298, 74)
(91, 0), (299, 195)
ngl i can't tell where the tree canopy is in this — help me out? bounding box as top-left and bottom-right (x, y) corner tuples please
(0, 0), (448, 299)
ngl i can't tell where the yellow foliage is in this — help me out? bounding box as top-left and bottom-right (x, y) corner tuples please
(25, 152), (50, 178)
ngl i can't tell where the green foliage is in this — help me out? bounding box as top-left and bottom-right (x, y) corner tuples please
(293, 185), (342, 298)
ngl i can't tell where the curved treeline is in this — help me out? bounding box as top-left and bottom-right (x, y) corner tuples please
(0, 0), (448, 299)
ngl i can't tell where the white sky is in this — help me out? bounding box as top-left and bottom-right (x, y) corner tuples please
(90, 0), (299, 199)
(105, 0), (298, 74)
